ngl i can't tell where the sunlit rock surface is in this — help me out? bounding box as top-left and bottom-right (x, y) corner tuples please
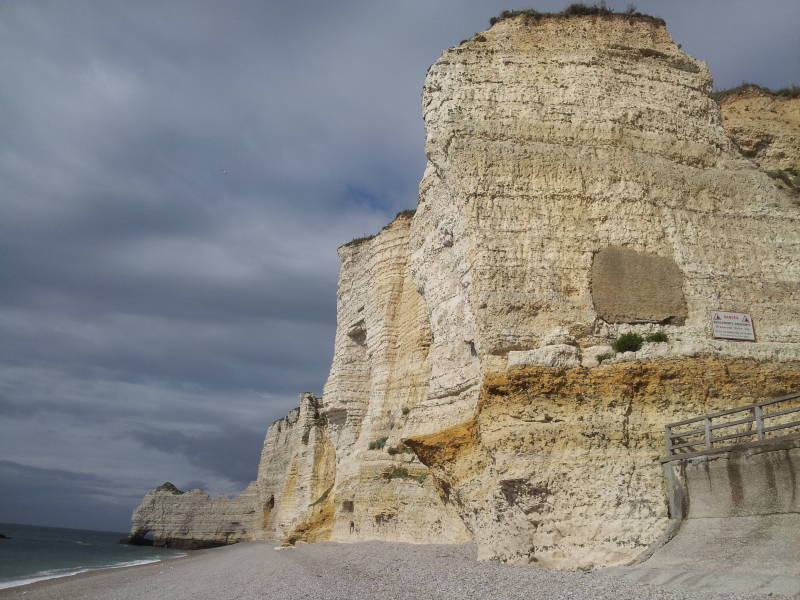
(717, 85), (800, 173)
(323, 214), (469, 544)
(126, 482), (261, 549)
(403, 12), (799, 568)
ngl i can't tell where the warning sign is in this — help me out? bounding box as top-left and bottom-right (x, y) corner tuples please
(711, 311), (756, 341)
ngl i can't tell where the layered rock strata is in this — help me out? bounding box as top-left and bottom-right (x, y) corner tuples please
(717, 85), (800, 197)
(129, 12), (800, 570)
(407, 358), (800, 569)
(403, 12), (800, 567)
(127, 221), (469, 549)
(322, 214), (469, 543)
(256, 393), (336, 542)
(126, 394), (334, 548)
(717, 85), (800, 172)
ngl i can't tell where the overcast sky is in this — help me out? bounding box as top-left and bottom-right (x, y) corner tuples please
(0, 0), (797, 533)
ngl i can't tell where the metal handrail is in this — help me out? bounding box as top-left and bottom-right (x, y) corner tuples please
(663, 391), (800, 460)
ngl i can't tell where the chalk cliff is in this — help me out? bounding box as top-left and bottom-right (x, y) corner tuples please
(256, 392), (336, 543)
(717, 85), (800, 172)
(128, 11), (800, 570)
(402, 12), (799, 568)
(127, 482), (261, 549)
(717, 85), (800, 197)
(127, 219), (469, 549)
(321, 214), (470, 543)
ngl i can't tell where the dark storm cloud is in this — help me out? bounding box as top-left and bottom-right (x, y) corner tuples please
(0, 308), (335, 394)
(0, 0), (797, 532)
(0, 460), (108, 490)
(0, 460), (134, 531)
(129, 426), (265, 486)
(181, 480), (210, 492)
(0, 365), (297, 428)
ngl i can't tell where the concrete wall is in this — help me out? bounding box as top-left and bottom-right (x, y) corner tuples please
(619, 436), (800, 594)
(664, 436), (800, 520)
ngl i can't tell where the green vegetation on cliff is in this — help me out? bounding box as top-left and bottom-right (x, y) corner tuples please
(489, 3), (664, 27)
(340, 209), (416, 248)
(712, 82), (800, 101)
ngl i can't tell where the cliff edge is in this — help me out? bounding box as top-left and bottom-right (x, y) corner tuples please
(716, 84), (800, 197)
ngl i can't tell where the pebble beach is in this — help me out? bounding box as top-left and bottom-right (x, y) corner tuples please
(0, 541), (790, 600)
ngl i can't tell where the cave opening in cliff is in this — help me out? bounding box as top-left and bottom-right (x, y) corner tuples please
(128, 529), (154, 546)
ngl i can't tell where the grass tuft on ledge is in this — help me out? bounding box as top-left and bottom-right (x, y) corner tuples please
(341, 209), (416, 248)
(341, 234), (376, 248)
(489, 2), (664, 27)
(645, 331), (669, 343)
(596, 352), (614, 365)
(382, 467), (427, 485)
(712, 83), (800, 102)
(611, 332), (644, 353)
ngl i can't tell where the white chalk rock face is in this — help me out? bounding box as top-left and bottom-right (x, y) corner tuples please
(126, 482), (261, 549)
(405, 12), (800, 569)
(256, 393), (336, 543)
(322, 214), (469, 544)
(542, 328), (577, 347)
(508, 345), (581, 368)
(581, 345), (615, 368)
(411, 13), (799, 374)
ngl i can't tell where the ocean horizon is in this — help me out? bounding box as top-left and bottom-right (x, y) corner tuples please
(0, 522), (184, 590)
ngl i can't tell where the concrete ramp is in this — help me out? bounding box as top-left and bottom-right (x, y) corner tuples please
(607, 436), (800, 597)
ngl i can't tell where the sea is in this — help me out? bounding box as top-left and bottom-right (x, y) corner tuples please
(0, 522), (185, 590)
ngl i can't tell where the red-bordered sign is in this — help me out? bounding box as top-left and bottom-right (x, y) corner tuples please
(710, 310), (756, 342)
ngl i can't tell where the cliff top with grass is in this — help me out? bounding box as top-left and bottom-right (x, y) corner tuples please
(488, 3), (665, 27)
(712, 82), (800, 102)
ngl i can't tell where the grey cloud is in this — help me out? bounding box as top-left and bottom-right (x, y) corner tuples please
(0, 309), (336, 396)
(0, 460), (130, 531)
(128, 426), (265, 486)
(0, 365), (299, 434)
(181, 480), (210, 492)
(0, 460), (108, 487)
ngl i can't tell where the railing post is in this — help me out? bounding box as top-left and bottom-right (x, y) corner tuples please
(664, 425), (672, 457)
(704, 417), (712, 449)
(755, 404), (766, 440)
